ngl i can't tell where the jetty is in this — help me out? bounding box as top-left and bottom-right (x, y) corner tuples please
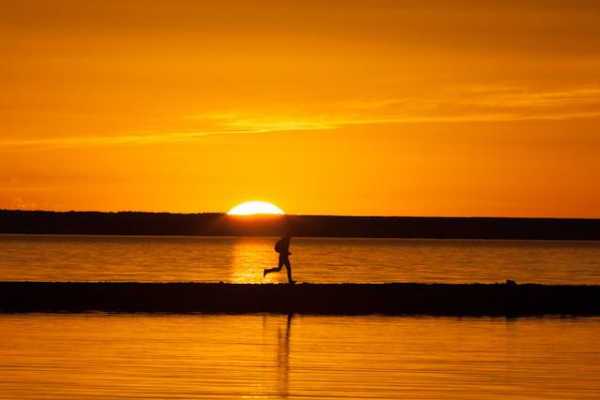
(1, 282), (599, 316)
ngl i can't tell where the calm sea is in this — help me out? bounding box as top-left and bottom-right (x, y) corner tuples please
(0, 314), (598, 400)
(1, 235), (599, 399)
(0, 234), (599, 284)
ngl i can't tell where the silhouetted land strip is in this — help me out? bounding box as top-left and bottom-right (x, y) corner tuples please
(1, 282), (599, 316)
(2, 210), (600, 240)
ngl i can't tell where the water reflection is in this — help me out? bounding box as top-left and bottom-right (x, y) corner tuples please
(231, 238), (288, 283)
(277, 314), (293, 398)
(262, 314), (293, 398)
(2, 235), (600, 284)
(230, 238), (273, 283)
(0, 314), (599, 399)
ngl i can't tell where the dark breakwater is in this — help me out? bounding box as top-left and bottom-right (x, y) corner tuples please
(2, 210), (600, 239)
(1, 282), (599, 315)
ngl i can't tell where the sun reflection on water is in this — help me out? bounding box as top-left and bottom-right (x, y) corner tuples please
(230, 238), (278, 283)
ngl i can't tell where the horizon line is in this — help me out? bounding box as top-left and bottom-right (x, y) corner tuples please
(1, 209), (599, 221)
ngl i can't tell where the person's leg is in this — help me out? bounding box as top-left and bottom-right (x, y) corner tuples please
(284, 258), (295, 284)
(264, 256), (284, 277)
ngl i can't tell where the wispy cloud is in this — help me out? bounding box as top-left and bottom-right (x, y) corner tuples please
(2, 85), (599, 152)
(195, 85), (600, 129)
(0, 126), (335, 153)
(330, 85), (600, 124)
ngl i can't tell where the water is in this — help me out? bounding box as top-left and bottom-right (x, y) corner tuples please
(1, 235), (599, 399)
(1, 235), (599, 284)
(0, 314), (598, 400)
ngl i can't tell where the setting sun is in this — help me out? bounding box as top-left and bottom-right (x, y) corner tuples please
(228, 201), (285, 216)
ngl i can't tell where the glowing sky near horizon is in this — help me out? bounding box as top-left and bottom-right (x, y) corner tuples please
(1, 0), (599, 217)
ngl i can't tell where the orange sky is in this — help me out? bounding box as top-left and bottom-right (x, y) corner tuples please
(1, 0), (599, 217)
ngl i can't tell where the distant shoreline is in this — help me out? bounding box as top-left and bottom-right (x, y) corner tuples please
(1, 210), (600, 240)
(1, 282), (599, 316)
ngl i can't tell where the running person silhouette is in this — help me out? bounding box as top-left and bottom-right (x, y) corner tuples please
(264, 234), (296, 284)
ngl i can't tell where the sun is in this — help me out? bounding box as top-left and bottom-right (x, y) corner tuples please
(228, 201), (285, 216)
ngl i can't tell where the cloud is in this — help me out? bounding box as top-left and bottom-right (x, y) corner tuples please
(203, 85), (600, 129)
(10, 196), (39, 210)
(2, 85), (599, 152)
(330, 85), (600, 124)
(0, 126), (332, 153)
